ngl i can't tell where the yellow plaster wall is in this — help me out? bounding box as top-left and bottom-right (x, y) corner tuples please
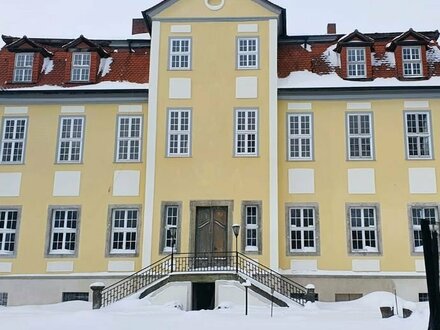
(0, 103), (147, 274)
(278, 99), (440, 272)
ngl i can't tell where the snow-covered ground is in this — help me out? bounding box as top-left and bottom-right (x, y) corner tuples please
(0, 292), (429, 330)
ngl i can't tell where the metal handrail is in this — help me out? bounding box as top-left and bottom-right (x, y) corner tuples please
(100, 251), (307, 307)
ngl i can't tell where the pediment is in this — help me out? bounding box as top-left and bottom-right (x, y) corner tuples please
(6, 36), (52, 57)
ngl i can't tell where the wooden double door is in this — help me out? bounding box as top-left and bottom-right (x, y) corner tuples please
(195, 206), (228, 254)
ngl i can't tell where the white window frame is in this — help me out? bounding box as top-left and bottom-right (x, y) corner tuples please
(167, 109), (191, 157)
(244, 205), (259, 252)
(287, 113), (313, 161)
(13, 53), (34, 83)
(57, 117), (84, 163)
(348, 206), (379, 253)
(288, 207), (316, 253)
(0, 209), (19, 256)
(405, 112), (432, 159)
(347, 113), (374, 160)
(235, 109), (258, 156)
(410, 206), (438, 253)
(116, 116), (142, 162)
(49, 209), (79, 255)
(237, 37), (259, 69)
(163, 205), (179, 253)
(347, 48), (366, 78)
(402, 46), (422, 77)
(169, 38), (191, 70)
(71, 52), (91, 82)
(110, 208), (138, 255)
(0, 117), (27, 164)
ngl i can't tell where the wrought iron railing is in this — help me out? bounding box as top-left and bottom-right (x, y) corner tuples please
(99, 251), (307, 307)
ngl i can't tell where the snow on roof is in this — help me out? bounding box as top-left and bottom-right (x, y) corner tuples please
(4, 81), (149, 91)
(279, 70), (440, 89)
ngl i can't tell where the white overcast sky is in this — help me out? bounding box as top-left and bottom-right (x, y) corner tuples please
(0, 0), (439, 45)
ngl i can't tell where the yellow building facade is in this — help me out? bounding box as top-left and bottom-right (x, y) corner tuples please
(1, 0), (439, 305)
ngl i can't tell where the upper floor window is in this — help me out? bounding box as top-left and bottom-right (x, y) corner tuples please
(348, 206), (379, 253)
(71, 53), (91, 82)
(0, 209), (19, 256)
(169, 38), (191, 70)
(116, 116), (142, 162)
(0, 118), (27, 164)
(347, 48), (366, 78)
(237, 38), (258, 69)
(402, 46), (422, 77)
(57, 117), (84, 163)
(410, 206), (438, 253)
(288, 207), (316, 253)
(347, 113), (373, 160)
(167, 109), (191, 157)
(110, 208), (139, 255)
(288, 113), (313, 161)
(48, 208), (79, 255)
(235, 109), (258, 156)
(405, 112), (432, 159)
(13, 53), (34, 83)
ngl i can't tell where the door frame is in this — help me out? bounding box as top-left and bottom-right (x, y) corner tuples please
(189, 200), (234, 253)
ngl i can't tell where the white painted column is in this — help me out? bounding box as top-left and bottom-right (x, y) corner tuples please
(142, 21), (161, 267)
(269, 19), (279, 270)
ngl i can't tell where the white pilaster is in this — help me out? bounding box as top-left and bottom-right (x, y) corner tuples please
(269, 19), (279, 270)
(142, 21), (161, 267)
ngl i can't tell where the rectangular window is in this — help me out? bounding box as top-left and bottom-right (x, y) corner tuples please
(289, 207), (316, 253)
(347, 113), (373, 160)
(0, 292), (7, 306)
(169, 38), (191, 70)
(349, 206), (378, 253)
(62, 292), (89, 302)
(288, 114), (313, 160)
(0, 118), (27, 163)
(405, 112), (432, 159)
(57, 117), (84, 163)
(49, 209), (79, 255)
(419, 293), (429, 302)
(0, 209), (19, 255)
(402, 46), (422, 77)
(71, 53), (91, 81)
(237, 38), (258, 69)
(347, 48), (366, 78)
(167, 109), (191, 157)
(13, 53), (34, 82)
(116, 116), (142, 162)
(235, 109), (258, 156)
(110, 208), (138, 254)
(244, 205), (259, 252)
(163, 205), (179, 253)
(410, 206), (438, 253)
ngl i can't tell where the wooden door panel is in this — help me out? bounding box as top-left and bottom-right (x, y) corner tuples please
(196, 207), (212, 253)
(213, 207), (227, 253)
(195, 206), (228, 254)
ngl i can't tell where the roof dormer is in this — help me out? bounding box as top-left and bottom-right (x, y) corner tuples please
(386, 29), (439, 79)
(335, 30), (374, 80)
(3, 35), (53, 84)
(62, 35), (110, 83)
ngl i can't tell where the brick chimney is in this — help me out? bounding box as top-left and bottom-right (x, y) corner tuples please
(132, 18), (148, 35)
(327, 23), (336, 34)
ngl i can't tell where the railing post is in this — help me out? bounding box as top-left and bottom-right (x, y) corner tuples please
(171, 250), (174, 273)
(90, 282), (106, 309)
(305, 284), (316, 303)
(235, 250), (238, 274)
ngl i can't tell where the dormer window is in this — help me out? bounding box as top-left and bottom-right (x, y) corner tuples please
(13, 53), (34, 83)
(71, 52), (91, 82)
(347, 48), (366, 78)
(402, 46), (422, 77)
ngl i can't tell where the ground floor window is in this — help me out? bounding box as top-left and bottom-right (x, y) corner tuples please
(287, 206), (318, 254)
(347, 205), (380, 254)
(335, 293), (362, 302)
(410, 206), (438, 253)
(62, 292), (89, 302)
(419, 293), (429, 302)
(0, 292), (7, 306)
(109, 207), (140, 255)
(241, 201), (262, 253)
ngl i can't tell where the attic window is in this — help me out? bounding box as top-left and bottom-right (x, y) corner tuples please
(402, 46), (422, 77)
(13, 53), (34, 83)
(71, 52), (91, 82)
(347, 48), (366, 78)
